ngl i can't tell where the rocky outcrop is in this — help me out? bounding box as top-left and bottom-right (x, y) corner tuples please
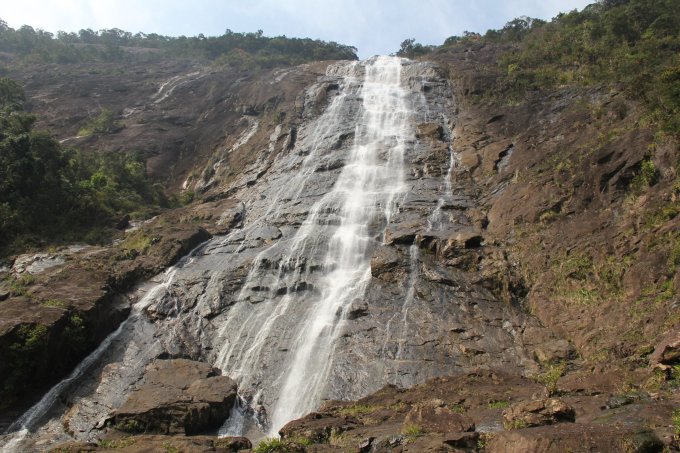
(257, 368), (676, 452)
(108, 359), (237, 435)
(432, 41), (680, 373)
(502, 398), (575, 429)
(403, 401), (475, 433)
(650, 329), (680, 368)
(486, 424), (663, 453)
(0, 201), (235, 426)
(48, 435), (251, 452)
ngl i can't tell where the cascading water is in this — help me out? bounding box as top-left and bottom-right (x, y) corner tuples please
(211, 56), (413, 434)
(2, 54), (535, 452)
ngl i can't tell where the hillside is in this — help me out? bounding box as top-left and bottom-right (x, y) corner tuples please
(0, 1), (679, 452)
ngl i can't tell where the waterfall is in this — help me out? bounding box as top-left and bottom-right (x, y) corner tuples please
(3, 55), (478, 451)
(212, 55), (414, 434)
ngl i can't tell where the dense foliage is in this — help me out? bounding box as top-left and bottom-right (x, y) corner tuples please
(0, 78), (166, 254)
(434, 0), (680, 135)
(396, 38), (437, 59)
(0, 20), (357, 69)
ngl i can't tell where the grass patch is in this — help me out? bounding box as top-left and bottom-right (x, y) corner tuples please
(672, 408), (680, 440)
(97, 437), (137, 449)
(533, 362), (566, 396)
(503, 418), (529, 430)
(113, 418), (145, 433)
(121, 232), (160, 256)
(488, 400), (511, 410)
(338, 403), (378, 417)
(6, 273), (36, 296)
(402, 424), (425, 443)
(253, 438), (305, 453)
(77, 107), (119, 136)
(40, 299), (68, 308)
(450, 403), (467, 413)
(389, 401), (408, 412)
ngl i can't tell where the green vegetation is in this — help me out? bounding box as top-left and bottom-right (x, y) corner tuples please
(533, 362), (567, 396)
(77, 107), (119, 136)
(121, 232), (160, 257)
(0, 19), (357, 68)
(673, 408), (680, 440)
(629, 158), (660, 195)
(40, 299), (68, 308)
(5, 273), (35, 295)
(0, 78), (168, 255)
(504, 418), (529, 430)
(450, 403), (466, 413)
(114, 418), (146, 433)
(97, 437), (137, 449)
(487, 400), (511, 409)
(162, 442), (180, 453)
(2, 323), (48, 400)
(428, 0), (680, 137)
(253, 437), (306, 453)
(401, 424), (425, 443)
(549, 251), (633, 307)
(396, 38), (436, 58)
(338, 403), (378, 417)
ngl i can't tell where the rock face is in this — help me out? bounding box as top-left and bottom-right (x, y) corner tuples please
(270, 368), (675, 452)
(3, 36), (679, 453)
(109, 359), (237, 435)
(486, 424), (663, 453)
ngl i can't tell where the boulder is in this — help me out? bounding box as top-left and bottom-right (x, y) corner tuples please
(416, 122), (444, 141)
(384, 223), (420, 245)
(403, 400), (475, 433)
(502, 398), (575, 429)
(370, 246), (401, 278)
(279, 412), (357, 443)
(533, 339), (575, 364)
(109, 359), (237, 435)
(440, 230), (483, 258)
(649, 329), (680, 366)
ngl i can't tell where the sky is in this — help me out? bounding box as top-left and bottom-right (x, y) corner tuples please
(2, 0), (595, 58)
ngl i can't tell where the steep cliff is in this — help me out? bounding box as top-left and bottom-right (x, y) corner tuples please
(0, 11), (678, 453)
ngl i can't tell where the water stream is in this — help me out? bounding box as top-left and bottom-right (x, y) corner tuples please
(1, 56), (488, 451)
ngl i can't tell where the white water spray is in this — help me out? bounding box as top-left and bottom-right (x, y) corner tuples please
(211, 56), (415, 434)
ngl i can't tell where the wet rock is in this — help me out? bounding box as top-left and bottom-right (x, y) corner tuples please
(109, 359), (237, 435)
(347, 300), (369, 320)
(384, 223), (420, 245)
(247, 225), (282, 242)
(502, 398), (575, 429)
(403, 400), (475, 433)
(11, 253), (66, 275)
(486, 424), (663, 453)
(440, 230), (483, 258)
(416, 122), (444, 141)
(370, 246), (401, 278)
